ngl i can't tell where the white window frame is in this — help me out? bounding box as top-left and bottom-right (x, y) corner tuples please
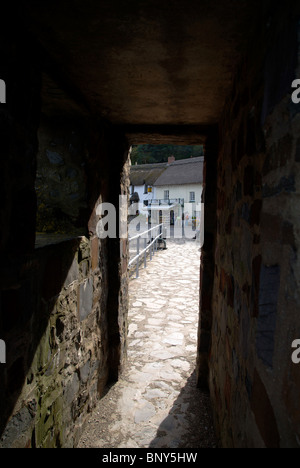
(189, 191), (195, 202)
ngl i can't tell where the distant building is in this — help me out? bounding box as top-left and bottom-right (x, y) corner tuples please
(153, 157), (204, 219)
(129, 156), (204, 232)
(129, 161), (167, 210)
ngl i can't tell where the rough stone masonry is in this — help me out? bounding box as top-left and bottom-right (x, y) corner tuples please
(198, 2), (300, 448)
(0, 0), (299, 449)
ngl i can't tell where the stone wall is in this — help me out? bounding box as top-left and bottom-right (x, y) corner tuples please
(0, 14), (130, 445)
(196, 129), (218, 389)
(0, 113), (130, 448)
(0, 236), (107, 448)
(208, 2), (300, 448)
(35, 116), (90, 235)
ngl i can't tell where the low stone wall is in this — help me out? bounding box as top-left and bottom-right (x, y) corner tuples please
(0, 236), (110, 448)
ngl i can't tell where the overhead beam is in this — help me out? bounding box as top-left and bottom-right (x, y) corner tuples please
(118, 125), (214, 145)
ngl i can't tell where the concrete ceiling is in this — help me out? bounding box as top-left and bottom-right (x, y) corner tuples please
(24, 0), (267, 141)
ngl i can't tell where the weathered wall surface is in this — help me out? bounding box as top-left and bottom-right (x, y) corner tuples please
(0, 113), (130, 448)
(35, 116), (89, 235)
(0, 14), (130, 445)
(196, 130), (218, 389)
(208, 3), (300, 448)
(0, 236), (108, 448)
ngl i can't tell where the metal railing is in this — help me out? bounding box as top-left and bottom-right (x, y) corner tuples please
(128, 224), (164, 278)
(148, 198), (184, 206)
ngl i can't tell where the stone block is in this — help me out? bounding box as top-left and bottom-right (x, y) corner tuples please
(264, 134), (293, 175)
(64, 373), (80, 407)
(78, 278), (93, 321)
(250, 369), (280, 448)
(80, 360), (90, 384)
(260, 213), (282, 245)
(46, 150), (65, 166)
(78, 237), (90, 262)
(262, 175), (296, 198)
(64, 256), (79, 287)
(88, 208), (98, 236)
(91, 237), (99, 271)
(0, 406), (34, 448)
(256, 265), (280, 368)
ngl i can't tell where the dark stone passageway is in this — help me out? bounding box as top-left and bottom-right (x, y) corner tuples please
(0, 0), (300, 448)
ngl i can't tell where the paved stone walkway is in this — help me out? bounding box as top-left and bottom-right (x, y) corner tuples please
(78, 240), (217, 448)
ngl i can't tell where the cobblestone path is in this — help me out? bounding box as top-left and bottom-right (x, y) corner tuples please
(78, 240), (217, 448)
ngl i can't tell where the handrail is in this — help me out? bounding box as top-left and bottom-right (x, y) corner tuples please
(128, 224), (164, 278)
(129, 224), (163, 242)
(148, 198), (184, 206)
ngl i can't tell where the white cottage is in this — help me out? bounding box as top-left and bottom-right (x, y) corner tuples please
(129, 156), (204, 235)
(129, 161), (168, 211)
(153, 156), (204, 222)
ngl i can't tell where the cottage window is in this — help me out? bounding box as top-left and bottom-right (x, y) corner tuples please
(189, 191), (195, 202)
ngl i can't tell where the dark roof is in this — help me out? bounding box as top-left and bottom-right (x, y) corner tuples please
(154, 157), (204, 186)
(130, 157), (204, 187)
(130, 162), (167, 186)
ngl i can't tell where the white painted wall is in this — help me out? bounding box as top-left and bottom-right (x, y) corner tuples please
(129, 184), (157, 214)
(129, 182), (203, 232)
(131, 184), (158, 200)
(155, 183), (202, 217)
(155, 183), (201, 202)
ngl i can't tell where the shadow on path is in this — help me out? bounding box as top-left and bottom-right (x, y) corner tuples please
(149, 371), (218, 449)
